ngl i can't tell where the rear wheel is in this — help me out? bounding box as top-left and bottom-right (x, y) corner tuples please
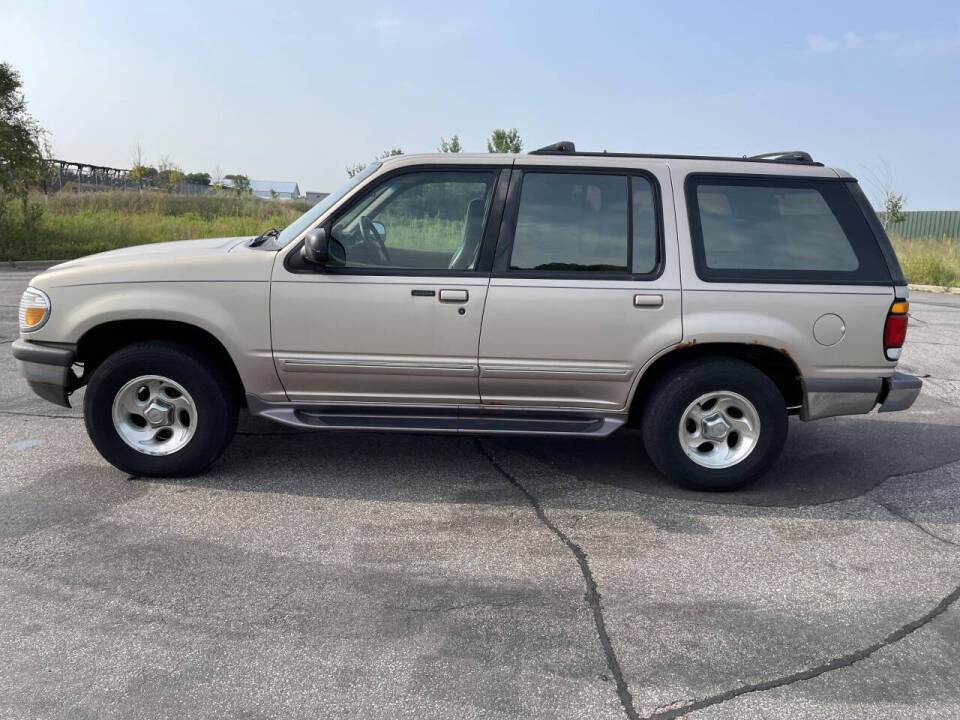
(84, 341), (238, 477)
(641, 358), (787, 490)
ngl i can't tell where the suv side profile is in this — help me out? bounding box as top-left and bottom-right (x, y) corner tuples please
(13, 143), (921, 490)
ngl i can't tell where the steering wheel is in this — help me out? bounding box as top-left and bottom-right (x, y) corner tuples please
(358, 216), (390, 264)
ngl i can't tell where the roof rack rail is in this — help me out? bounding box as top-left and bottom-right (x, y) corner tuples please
(529, 141), (576, 154)
(748, 151), (815, 164)
(524, 141), (822, 166)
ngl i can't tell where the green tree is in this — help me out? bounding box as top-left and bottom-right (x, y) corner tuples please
(882, 191), (906, 229)
(156, 156), (185, 192)
(184, 171), (211, 186)
(486, 128), (522, 154)
(127, 164), (153, 189)
(209, 166), (226, 195)
(224, 173), (251, 195)
(865, 158), (908, 230)
(439, 135), (462, 153)
(0, 62), (49, 218)
(347, 147), (404, 177)
(126, 143), (153, 191)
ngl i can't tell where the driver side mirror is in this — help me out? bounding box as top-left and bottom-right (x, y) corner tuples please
(301, 228), (329, 265)
(301, 227), (346, 267)
(372, 220), (386, 241)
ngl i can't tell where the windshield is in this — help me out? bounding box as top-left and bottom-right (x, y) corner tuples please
(276, 162), (381, 248)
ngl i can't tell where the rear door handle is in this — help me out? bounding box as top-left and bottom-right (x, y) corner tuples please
(439, 289), (469, 303)
(634, 294), (663, 308)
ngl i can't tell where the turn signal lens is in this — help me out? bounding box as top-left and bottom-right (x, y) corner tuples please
(25, 307), (46, 325)
(890, 300), (909, 315)
(18, 287), (51, 331)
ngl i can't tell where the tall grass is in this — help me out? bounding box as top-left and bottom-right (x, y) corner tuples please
(3, 192), (959, 288)
(379, 213), (462, 251)
(889, 233), (960, 287)
(0, 191), (312, 261)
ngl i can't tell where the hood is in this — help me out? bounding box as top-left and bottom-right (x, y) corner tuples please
(49, 236), (252, 271)
(33, 236), (275, 289)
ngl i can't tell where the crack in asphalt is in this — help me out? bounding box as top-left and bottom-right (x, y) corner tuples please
(482, 437), (960, 718)
(641, 582), (960, 718)
(0, 409), (81, 420)
(476, 439), (640, 720)
(878, 500), (959, 548)
(386, 600), (524, 613)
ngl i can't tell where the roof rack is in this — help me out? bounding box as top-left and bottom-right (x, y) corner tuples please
(527, 141), (821, 166)
(529, 141), (577, 154)
(748, 151), (815, 164)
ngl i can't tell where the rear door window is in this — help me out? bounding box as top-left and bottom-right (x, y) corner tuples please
(686, 175), (891, 284)
(503, 172), (661, 276)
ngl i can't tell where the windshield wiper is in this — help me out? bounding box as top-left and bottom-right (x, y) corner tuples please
(250, 227), (280, 247)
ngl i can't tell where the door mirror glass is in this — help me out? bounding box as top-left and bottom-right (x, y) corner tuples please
(301, 228), (329, 265)
(371, 220), (386, 241)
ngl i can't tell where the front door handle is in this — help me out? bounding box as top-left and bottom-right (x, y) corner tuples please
(634, 293), (663, 308)
(439, 289), (469, 303)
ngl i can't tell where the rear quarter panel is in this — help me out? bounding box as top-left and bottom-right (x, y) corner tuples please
(669, 160), (897, 380)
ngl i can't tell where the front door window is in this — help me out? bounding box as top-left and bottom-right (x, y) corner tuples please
(331, 171), (497, 271)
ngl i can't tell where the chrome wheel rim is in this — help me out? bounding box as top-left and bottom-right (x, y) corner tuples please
(678, 391), (761, 469)
(111, 375), (197, 456)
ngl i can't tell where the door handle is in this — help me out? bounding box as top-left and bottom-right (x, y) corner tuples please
(634, 294), (663, 308)
(439, 289), (469, 303)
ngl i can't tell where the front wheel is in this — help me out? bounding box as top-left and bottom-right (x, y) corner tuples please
(641, 358), (788, 490)
(84, 341), (239, 477)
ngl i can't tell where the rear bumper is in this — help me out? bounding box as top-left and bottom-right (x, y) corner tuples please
(877, 372), (924, 413)
(800, 372), (922, 421)
(12, 339), (78, 408)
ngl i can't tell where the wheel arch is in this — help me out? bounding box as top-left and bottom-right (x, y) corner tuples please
(628, 342), (802, 423)
(75, 319), (246, 402)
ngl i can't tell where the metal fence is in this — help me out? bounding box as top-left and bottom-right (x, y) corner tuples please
(883, 211), (960, 239)
(44, 159), (211, 196)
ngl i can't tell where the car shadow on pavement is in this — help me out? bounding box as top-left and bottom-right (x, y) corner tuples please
(134, 392), (960, 537)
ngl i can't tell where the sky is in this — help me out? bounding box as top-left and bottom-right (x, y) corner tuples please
(1, 0), (958, 208)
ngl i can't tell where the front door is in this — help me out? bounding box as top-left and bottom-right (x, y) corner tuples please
(478, 160), (682, 410)
(271, 165), (507, 405)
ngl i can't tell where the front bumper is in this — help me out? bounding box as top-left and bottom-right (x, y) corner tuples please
(800, 372), (922, 421)
(12, 339), (78, 408)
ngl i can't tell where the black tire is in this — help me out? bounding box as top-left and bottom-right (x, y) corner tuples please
(641, 358), (788, 491)
(84, 341), (239, 477)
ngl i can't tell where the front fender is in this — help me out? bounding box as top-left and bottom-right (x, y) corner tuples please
(27, 281), (284, 401)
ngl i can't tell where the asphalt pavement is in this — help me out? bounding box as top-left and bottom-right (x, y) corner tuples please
(2, 265), (960, 719)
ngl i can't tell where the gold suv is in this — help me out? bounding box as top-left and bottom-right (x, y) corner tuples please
(14, 143), (921, 489)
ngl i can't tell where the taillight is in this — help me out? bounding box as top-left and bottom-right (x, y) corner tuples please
(883, 300), (909, 360)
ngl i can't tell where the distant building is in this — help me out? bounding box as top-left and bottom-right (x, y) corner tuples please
(249, 180), (300, 200)
(303, 191), (329, 204)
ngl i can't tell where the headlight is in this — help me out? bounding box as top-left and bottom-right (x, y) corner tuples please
(18, 287), (51, 332)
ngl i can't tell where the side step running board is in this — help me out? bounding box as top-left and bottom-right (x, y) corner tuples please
(246, 395), (624, 437)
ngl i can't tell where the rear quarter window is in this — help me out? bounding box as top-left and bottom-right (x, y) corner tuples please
(686, 175), (892, 284)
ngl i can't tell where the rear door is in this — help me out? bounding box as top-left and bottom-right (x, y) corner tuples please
(478, 158), (682, 410)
